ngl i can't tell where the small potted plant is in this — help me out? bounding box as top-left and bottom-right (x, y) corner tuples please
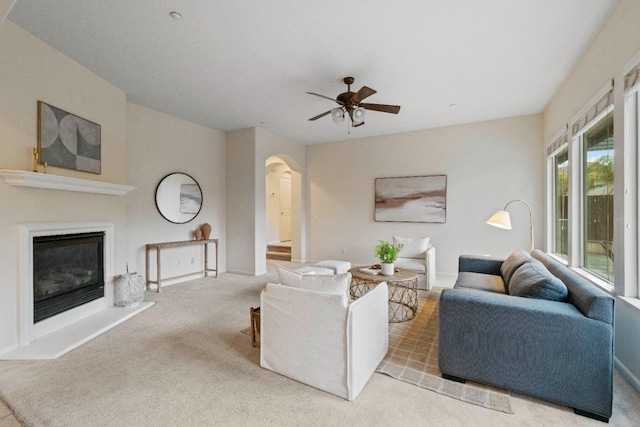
(374, 240), (404, 276)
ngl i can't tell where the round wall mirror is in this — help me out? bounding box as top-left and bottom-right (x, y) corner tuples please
(155, 172), (202, 224)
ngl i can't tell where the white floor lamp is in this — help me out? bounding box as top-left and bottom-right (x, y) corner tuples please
(486, 199), (534, 252)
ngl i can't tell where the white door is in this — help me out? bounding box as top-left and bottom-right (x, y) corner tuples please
(279, 174), (292, 242)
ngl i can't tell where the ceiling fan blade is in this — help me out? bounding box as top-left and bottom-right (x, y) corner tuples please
(360, 103), (401, 114)
(351, 86), (377, 104)
(306, 92), (342, 104)
(308, 110), (331, 121)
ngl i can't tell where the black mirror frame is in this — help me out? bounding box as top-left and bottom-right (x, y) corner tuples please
(154, 172), (203, 224)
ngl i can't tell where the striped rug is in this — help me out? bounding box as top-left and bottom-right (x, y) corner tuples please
(376, 287), (513, 413)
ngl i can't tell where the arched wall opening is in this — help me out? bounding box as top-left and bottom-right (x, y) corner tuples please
(264, 154), (303, 265)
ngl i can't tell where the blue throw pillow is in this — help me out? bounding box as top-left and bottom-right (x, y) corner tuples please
(509, 259), (568, 301)
(500, 250), (532, 290)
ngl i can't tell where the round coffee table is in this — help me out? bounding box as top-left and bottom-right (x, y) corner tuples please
(349, 267), (418, 322)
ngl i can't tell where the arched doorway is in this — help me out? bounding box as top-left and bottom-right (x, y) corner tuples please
(265, 156), (294, 261)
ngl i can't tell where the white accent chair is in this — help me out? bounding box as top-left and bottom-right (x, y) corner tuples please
(392, 236), (436, 290)
(260, 267), (389, 401)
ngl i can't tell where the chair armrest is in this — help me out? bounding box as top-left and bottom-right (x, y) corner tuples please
(424, 246), (436, 289)
(458, 254), (503, 275)
(438, 288), (613, 417)
(347, 282), (389, 400)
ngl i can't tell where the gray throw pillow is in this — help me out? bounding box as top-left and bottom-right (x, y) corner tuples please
(509, 259), (568, 301)
(500, 250), (532, 290)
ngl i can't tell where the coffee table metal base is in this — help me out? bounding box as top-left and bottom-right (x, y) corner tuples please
(349, 267), (418, 323)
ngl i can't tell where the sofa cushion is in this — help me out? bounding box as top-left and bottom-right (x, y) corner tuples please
(393, 236), (430, 259)
(276, 265), (351, 296)
(531, 250), (614, 323)
(500, 250), (532, 290)
(454, 272), (507, 294)
(509, 259), (568, 301)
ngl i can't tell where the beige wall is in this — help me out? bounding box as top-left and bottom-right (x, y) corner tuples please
(306, 114), (544, 277)
(543, 0), (640, 141)
(226, 128), (305, 275)
(226, 128), (259, 274)
(0, 21), (227, 351)
(125, 103), (227, 283)
(542, 0), (640, 391)
(0, 0), (16, 24)
(0, 22), (128, 350)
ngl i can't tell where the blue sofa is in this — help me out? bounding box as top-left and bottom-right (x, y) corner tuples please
(438, 249), (614, 422)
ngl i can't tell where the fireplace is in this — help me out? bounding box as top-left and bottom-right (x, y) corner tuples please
(33, 232), (105, 323)
(1, 221), (154, 359)
(17, 221), (115, 347)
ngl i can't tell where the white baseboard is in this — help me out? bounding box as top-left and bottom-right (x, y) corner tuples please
(615, 357), (640, 393)
(154, 272), (209, 288)
(226, 269), (261, 276)
(436, 272), (458, 288)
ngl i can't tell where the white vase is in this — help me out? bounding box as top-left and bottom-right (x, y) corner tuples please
(381, 262), (395, 276)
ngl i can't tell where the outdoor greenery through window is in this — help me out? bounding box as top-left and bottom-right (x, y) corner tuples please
(553, 147), (569, 259)
(582, 110), (614, 282)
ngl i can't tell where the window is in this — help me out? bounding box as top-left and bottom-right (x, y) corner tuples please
(553, 146), (569, 259)
(625, 63), (640, 296)
(581, 111), (614, 282)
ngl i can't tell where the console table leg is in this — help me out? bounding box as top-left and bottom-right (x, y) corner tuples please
(156, 247), (162, 292)
(204, 243), (209, 277)
(145, 247), (151, 290)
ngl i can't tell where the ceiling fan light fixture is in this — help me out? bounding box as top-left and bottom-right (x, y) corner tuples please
(331, 108), (345, 123)
(352, 107), (365, 124)
(307, 77), (400, 128)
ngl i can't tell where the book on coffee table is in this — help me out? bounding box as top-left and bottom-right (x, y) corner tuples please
(359, 267), (380, 275)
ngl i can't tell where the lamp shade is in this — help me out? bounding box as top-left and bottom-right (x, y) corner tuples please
(486, 210), (512, 230)
(352, 107), (365, 124)
(331, 108), (345, 123)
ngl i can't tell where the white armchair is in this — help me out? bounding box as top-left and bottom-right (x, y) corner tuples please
(392, 235), (436, 290)
(260, 273), (388, 401)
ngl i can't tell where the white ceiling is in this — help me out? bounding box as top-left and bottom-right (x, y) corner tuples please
(8, 0), (618, 145)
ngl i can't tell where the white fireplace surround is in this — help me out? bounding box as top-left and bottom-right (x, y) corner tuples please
(2, 221), (154, 359)
(19, 222), (114, 345)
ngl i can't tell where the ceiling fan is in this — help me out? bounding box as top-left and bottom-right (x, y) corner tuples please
(307, 77), (401, 127)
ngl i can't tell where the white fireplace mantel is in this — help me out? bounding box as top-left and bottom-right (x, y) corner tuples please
(0, 169), (136, 196)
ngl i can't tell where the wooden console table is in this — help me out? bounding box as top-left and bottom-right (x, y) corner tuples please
(145, 239), (218, 292)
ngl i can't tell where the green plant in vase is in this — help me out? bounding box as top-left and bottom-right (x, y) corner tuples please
(374, 240), (403, 276)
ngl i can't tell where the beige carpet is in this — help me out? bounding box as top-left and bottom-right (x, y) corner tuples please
(376, 287), (512, 413)
(0, 265), (639, 426)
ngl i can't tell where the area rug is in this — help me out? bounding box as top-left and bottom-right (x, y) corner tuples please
(376, 287), (513, 413)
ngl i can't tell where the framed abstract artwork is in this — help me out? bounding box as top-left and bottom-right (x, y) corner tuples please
(375, 175), (447, 223)
(38, 101), (101, 174)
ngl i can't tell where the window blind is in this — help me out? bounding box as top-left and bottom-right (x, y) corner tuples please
(571, 89), (614, 136)
(624, 64), (640, 93)
(546, 127), (568, 157)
